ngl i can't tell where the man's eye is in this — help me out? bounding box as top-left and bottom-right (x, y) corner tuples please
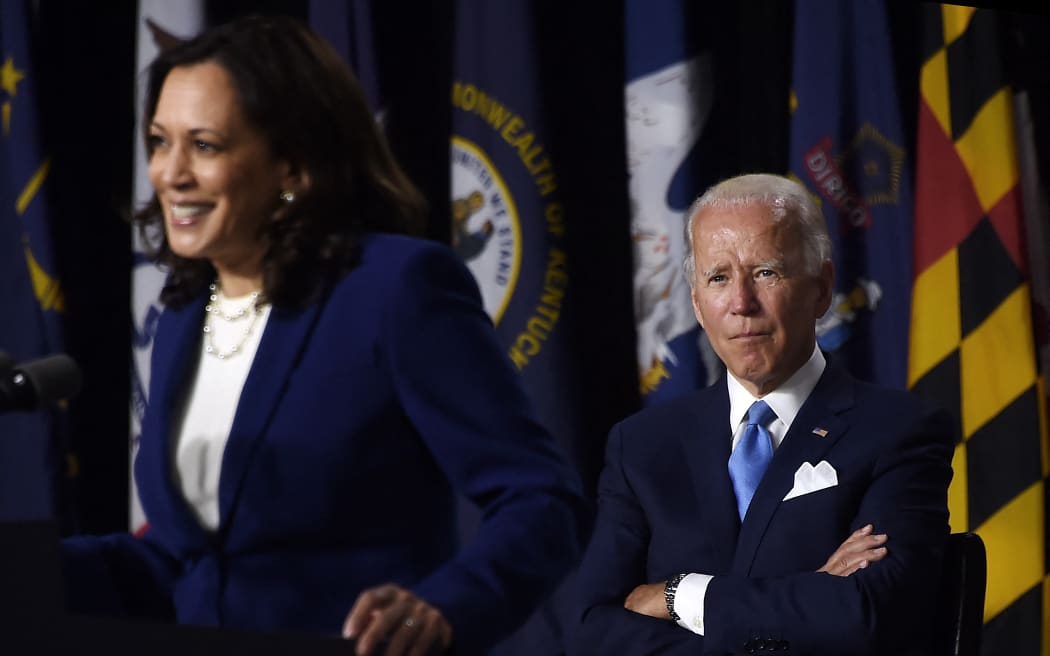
(708, 274), (726, 284)
(755, 269), (782, 286)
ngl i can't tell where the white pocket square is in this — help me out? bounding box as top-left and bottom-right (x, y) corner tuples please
(783, 460), (838, 501)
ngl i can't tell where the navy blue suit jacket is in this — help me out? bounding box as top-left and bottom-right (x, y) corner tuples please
(571, 361), (953, 656)
(63, 234), (587, 655)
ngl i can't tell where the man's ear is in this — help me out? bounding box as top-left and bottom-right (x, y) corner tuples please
(691, 286), (706, 330)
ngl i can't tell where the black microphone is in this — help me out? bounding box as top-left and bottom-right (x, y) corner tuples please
(0, 353), (82, 412)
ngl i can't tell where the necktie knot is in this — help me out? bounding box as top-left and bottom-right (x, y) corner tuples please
(729, 400), (777, 520)
(747, 400), (776, 429)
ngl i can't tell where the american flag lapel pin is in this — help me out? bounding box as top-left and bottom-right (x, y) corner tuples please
(811, 427), (829, 438)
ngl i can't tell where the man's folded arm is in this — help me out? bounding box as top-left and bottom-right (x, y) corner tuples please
(701, 409), (954, 655)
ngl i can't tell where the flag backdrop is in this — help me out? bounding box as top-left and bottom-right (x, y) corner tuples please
(625, 0), (718, 404)
(450, 0), (581, 455)
(129, 0), (205, 533)
(308, 0), (381, 118)
(909, 5), (1049, 654)
(0, 0), (65, 520)
(450, 3), (582, 652)
(788, 0), (914, 389)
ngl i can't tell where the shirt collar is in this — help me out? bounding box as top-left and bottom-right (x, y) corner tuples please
(727, 345), (826, 434)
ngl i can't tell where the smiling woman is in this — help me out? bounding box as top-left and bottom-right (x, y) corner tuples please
(60, 14), (587, 656)
(147, 61), (298, 292)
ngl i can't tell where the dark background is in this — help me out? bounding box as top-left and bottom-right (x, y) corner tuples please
(23, 1), (1050, 538)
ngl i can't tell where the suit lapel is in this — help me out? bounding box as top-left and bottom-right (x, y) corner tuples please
(680, 382), (741, 571)
(135, 296), (211, 549)
(731, 362), (855, 574)
(216, 301), (322, 533)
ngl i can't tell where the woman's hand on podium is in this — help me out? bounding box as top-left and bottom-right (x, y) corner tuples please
(343, 583), (453, 655)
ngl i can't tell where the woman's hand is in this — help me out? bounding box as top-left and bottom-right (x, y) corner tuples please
(343, 583), (453, 656)
(818, 524), (888, 576)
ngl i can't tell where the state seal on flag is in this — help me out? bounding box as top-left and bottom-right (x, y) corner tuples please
(450, 136), (521, 324)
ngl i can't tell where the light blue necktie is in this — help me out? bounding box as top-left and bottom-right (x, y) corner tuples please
(728, 400), (776, 520)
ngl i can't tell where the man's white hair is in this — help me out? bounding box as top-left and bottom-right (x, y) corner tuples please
(683, 173), (832, 286)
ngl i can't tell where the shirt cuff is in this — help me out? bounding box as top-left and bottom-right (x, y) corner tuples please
(673, 573), (712, 635)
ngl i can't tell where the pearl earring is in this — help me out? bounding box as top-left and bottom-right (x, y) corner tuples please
(280, 190), (295, 203)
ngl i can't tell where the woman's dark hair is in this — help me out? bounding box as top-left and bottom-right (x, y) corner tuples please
(136, 14), (425, 309)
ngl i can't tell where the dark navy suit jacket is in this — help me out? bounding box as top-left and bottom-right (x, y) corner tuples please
(571, 361), (953, 656)
(63, 234), (587, 655)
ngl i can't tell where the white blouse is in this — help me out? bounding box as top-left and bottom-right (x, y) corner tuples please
(171, 292), (271, 530)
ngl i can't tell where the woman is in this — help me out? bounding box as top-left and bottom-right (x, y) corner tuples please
(62, 15), (586, 656)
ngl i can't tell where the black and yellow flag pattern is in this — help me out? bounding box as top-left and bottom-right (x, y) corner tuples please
(910, 5), (1049, 654)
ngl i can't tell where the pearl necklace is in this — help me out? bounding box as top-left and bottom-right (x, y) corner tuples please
(205, 282), (260, 321)
(202, 282), (263, 360)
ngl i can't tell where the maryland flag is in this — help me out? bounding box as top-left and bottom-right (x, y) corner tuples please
(909, 5), (1049, 653)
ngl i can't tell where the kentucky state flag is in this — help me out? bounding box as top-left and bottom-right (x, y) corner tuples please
(788, 0), (914, 389)
(450, 3), (581, 653)
(0, 0), (65, 520)
(450, 0), (580, 455)
(626, 0), (718, 404)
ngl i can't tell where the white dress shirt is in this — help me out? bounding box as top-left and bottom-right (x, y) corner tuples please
(672, 345), (827, 635)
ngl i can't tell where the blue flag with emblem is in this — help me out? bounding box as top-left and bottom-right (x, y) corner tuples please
(450, 3), (580, 652)
(450, 0), (580, 455)
(0, 0), (65, 519)
(626, 0), (718, 405)
(788, 0), (914, 388)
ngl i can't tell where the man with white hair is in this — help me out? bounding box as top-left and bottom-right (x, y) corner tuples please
(571, 174), (953, 655)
